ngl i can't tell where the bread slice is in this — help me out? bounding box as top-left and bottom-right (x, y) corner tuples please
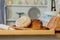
(47, 16), (60, 30)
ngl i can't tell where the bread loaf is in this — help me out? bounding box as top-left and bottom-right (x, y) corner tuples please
(31, 19), (43, 30)
(15, 15), (31, 28)
(12, 25), (32, 30)
(47, 16), (60, 30)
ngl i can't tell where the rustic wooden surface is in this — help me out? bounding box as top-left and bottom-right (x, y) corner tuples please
(0, 30), (54, 35)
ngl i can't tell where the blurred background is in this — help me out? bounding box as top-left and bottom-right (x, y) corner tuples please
(0, 0), (60, 40)
(2, 0), (60, 26)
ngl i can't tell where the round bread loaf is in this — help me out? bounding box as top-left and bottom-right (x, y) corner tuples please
(15, 15), (31, 28)
(31, 19), (43, 30)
